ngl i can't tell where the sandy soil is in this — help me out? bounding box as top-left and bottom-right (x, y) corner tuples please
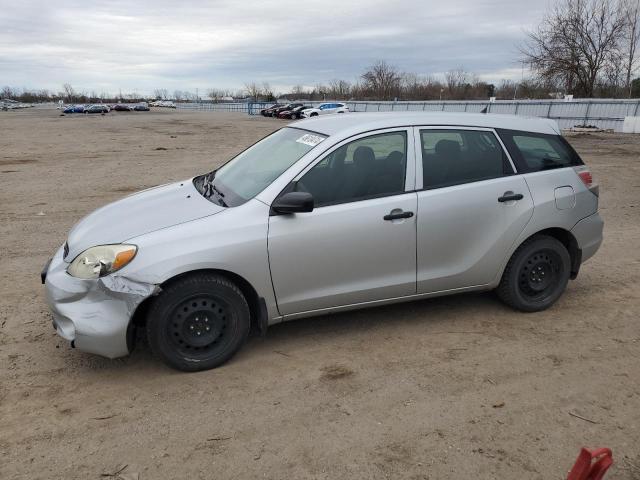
(0, 109), (638, 480)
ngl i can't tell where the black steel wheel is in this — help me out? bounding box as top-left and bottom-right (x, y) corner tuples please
(517, 249), (563, 301)
(147, 273), (250, 371)
(497, 235), (571, 312)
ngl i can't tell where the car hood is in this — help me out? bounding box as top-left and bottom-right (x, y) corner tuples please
(65, 180), (224, 261)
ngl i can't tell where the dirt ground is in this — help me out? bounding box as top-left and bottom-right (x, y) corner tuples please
(1, 108), (638, 480)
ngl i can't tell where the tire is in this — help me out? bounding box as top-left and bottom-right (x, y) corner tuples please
(310, 112), (318, 117)
(146, 273), (251, 371)
(497, 235), (571, 312)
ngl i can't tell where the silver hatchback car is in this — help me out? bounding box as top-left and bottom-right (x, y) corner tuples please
(42, 112), (603, 371)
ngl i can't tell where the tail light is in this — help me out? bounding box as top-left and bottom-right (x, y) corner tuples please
(574, 166), (598, 196)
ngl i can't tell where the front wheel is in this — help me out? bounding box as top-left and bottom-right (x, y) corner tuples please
(146, 273), (250, 371)
(497, 235), (571, 312)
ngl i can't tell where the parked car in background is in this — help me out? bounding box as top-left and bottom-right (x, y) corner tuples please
(113, 104), (132, 111)
(133, 104), (150, 111)
(0, 99), (33, 109)
(63, 106), (76, 114)
(72, 105), (87, 113)
(260, 104), (284, 116)
(302, 102), (349, 117)
(42, 112), (602, 372)
(278, 105), (313, 120)
(272, 103), (305, 117)
(85, 104), (109, 114)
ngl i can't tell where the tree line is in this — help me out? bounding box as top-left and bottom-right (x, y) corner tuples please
(3, 0), (640, 104)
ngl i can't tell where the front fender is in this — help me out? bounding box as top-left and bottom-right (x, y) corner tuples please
(120, 199), (281, 323)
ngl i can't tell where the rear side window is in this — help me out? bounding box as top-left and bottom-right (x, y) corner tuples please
(497, 129), (583, 173)
(420, 129), (513, 189)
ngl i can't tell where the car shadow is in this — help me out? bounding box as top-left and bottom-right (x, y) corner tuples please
(67, 290), (504, 375)
(249, 291), (500, 347)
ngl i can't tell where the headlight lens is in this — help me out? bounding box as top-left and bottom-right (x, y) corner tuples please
(67, 244), (137, 279)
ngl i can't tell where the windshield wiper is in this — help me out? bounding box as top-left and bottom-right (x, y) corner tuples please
(215, 194), (228, 207)
(199, 171), (228, 207)
(211, 184), (225, 198)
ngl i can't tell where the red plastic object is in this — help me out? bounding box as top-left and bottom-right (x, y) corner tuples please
(567, 448), (613, 480)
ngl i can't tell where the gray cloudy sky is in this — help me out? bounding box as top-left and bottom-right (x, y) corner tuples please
(0, 0), (549, 95)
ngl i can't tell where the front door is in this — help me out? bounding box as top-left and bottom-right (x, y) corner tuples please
(268, 129), (417, 315)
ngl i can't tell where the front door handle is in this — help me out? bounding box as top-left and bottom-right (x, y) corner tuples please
(498, 193), (524, 203)
(384, 211), (414, 221)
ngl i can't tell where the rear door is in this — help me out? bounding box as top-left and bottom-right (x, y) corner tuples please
(414, 127), (534, 293)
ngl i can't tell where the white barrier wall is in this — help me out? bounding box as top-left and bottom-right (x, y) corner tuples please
(623, 117), (640, 133)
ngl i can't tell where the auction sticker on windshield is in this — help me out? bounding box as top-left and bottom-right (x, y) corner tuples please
(296, 133), (325, 147)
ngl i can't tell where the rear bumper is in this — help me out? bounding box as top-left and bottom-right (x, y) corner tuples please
(43, 245), (157, 359)
(571, 212), (604, 264)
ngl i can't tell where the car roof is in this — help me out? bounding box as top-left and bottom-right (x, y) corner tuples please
(291, 112), (560, 137)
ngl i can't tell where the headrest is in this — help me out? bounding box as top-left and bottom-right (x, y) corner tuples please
(435, 139), (461, 157)
(353, 146), (375, 168)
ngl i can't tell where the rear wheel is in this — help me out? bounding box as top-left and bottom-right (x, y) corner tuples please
(497, 235), (570, 312)
(147, 273), (250, 371)
(310, 112), (318, 117)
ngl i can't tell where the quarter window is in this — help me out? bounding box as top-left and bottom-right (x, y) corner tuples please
(496, 129), (583, 172)
(420, 129), (512, 189)
(295, 131), (407, 206)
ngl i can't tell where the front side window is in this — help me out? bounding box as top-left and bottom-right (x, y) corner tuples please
(193, 127), (326, 207)
(496, 129), (583, 172)
(421, 129), (512, 189)
(295, 131), (407, 207)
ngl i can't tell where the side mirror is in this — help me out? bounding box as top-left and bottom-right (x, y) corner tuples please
(272, 192), (314, 214)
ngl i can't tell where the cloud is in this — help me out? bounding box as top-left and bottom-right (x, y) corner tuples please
(0, 0), (548, 95)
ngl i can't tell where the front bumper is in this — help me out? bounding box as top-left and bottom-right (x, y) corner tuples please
(43, 245), (158, 359)
(571, 212), (604, 264)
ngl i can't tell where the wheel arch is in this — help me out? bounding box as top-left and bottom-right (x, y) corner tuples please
(501, 227), (581, 284)
(130, 268), (268, 347)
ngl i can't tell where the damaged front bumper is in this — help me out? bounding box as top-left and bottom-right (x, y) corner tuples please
(43, 244), (158, 359)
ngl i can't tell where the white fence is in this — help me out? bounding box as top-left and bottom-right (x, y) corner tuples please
(177, 99), (640, 132)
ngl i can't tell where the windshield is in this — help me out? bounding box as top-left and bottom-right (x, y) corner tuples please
(193, 127), (327, 207)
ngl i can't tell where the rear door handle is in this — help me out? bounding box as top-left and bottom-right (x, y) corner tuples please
(384, 211), (414, 221)
(498, 193), (524, 203)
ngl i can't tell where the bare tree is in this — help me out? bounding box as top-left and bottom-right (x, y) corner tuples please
(623, 0), (640, 96)
(244, 82), (261, 100)
(62, 83), (75, 102)
(522, 0), (627, 97)
(312, 83), (328, 100)
(328, 79), (351, 99)
(1, 86), (16, 99)
(361, 60), (401, 100)
(290, 84), (306, 99)
(262, 82), (274, 100)
(445, 67), (469, 94)
(154, 88), (168, 100)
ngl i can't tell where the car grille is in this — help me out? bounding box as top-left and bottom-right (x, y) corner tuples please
(63, 242), (69, 260)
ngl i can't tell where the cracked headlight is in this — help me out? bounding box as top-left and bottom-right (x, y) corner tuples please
(67, 244), (137, 279)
